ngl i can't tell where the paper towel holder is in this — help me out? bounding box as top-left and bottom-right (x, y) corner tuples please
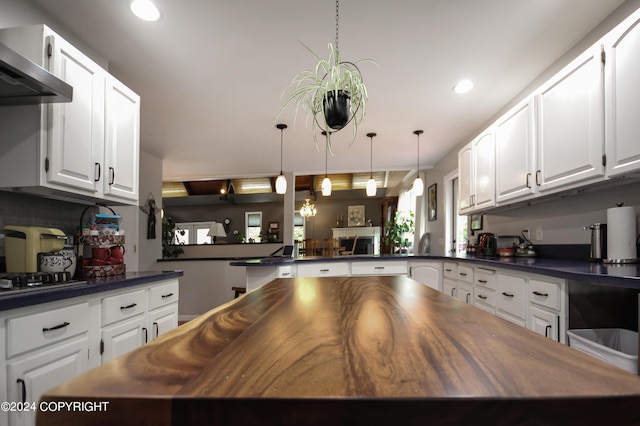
(603, 202), (640, 264)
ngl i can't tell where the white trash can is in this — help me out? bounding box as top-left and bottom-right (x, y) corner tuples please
(568, 328), (638, 374)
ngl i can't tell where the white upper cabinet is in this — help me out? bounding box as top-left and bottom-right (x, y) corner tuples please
(458, 142), (473, 213)
(534, 43), (605, 193)
(495, 97), (536, 204)
(104, 75), (140, 202)
(0, 25), (139, 205)
(46, 31), (105, 194)
(458, 129), (495, 214)
(604, 8), (640, 177)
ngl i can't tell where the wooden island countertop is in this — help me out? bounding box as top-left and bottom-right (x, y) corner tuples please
(38, 276), (640, 425)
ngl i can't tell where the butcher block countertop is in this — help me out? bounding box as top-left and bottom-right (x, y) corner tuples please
(38, 276), (640, 425)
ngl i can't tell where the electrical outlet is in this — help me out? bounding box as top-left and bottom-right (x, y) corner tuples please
(522, 228), (530, 241)
(535, 225), (543, 241)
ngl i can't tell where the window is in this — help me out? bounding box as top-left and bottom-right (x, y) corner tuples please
(444, 171), (467, 255)
(293, 211), (305, 242)
(245, 212), (262, 242)
(174, 222), (215, 244)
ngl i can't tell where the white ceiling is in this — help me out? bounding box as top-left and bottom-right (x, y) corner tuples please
(29, 0), (626, 181)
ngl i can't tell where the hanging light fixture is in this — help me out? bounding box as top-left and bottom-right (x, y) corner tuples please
(275, 124), (287, 194)
(300, 198), (317, 218)
(366, 132), (377, 197)
(321, 131), (332, 196)
(413, 130), (424, 196)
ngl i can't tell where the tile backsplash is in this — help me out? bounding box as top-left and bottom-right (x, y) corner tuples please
(0, 191), (87, 257)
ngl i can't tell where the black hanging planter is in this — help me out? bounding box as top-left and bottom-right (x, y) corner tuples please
(323, 90), (351, 130)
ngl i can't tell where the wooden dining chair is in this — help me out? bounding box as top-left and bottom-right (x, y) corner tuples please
(303, 239), (321, 256)
(324, 238), (341, 256)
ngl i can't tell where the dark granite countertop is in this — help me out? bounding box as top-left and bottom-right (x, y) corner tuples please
(0, 270), (184, 312)
(230, 254), (640, 289)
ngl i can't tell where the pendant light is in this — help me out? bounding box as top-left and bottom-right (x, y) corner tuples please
(321, 131), (332, 196)
(413, 130), (424, 196)
(275, 124), (287, 194)
(366, 132), (377, 197)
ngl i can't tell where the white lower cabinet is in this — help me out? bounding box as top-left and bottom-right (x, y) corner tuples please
(408, 261), (443, 291)
(527, 276), (567, 343)
(101, 315), (147, 363)
(351, 261), (407, 276)
(455, 282), (473, 304)
(473, 267), (497, 314)
(0, 278), (180, 426)
(7, 337), (89, 426)
(496, 272), (527, 327)
(443, 279), (457, 298)
(297, 262), (349, 277)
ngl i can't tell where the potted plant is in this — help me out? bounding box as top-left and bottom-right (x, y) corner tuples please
(279, 42), (375, 153)
(161, 215), (185, 258)
(384, 211), (415, 253)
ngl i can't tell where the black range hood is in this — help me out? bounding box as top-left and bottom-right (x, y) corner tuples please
(0, 43), (72, 105)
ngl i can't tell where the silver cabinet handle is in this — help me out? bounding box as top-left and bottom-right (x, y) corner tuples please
(320, 269), (330, 273)
(374, 266), (385, 270)
(477, 279), (487, 284)
(532, 291), (549, 297)
(502, 292), (514, 298)
(477, 294), (487, 300)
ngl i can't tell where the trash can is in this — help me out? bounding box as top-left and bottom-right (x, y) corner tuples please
(568, 328), (638, 374)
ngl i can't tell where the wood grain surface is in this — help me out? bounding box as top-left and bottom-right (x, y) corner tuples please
(37, 276), (640, 425)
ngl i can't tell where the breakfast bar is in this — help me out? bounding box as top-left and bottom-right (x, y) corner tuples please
(37, 275), (640, 425)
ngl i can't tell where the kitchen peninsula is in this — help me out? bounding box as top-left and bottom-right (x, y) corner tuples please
(37, 276), (640, 425)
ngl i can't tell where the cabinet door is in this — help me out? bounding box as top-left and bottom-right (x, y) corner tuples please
(496, 272), (526, 325)
(536, 43), (604, 193)
(528, 305), (559, 341)
(104, 75), (140, 202)
(495, 97), (536, 203)
(410, 262), (442, 291)
(7, 337), (88, 426)
(605, 9), (640, 176)
(46, 33), (105, 194)
(148, 304), (178, 341)
(101, 315), (147, 363)
(473, 131), (495, 210)
(455, 282), (473, 304)
(458, 142), (473, 213)
(443, 279), (457, 298)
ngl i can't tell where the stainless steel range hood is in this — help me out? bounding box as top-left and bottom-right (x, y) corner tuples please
(0, 43), (72, 105)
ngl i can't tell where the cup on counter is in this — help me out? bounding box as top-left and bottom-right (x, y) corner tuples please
(92, 247), (111, 261)
(111, 245), (125, 263)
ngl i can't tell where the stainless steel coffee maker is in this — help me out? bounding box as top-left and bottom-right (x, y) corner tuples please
(584, 223), (607, 261)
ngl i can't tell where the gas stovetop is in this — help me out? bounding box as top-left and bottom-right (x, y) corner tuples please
(0, 272), (87, 296)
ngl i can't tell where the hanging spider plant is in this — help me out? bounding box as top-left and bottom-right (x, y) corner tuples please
(279, 41), (375, 154)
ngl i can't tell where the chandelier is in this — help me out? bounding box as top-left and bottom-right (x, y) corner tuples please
(300, 199), (317, 218)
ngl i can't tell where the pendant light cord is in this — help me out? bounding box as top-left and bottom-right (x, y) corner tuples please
(276, 124), (287, 174)
(335, 0), (339, 52)
(367, 132), (376, 178)
(414, 129), (423, 177)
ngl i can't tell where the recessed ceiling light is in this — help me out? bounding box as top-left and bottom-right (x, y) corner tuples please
(453, 79), (474, 94)
(130, 0), (161, 21)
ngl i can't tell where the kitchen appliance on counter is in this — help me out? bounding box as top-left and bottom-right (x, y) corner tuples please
(496, 235), (521, 257)
(515, 230), (537, 257)
(477, 233), (497, 257)
(583, 223), (607, 261)
(605, 203), (638, 264)
(4, 226), (66, 272)
(0, 271), (85, 295)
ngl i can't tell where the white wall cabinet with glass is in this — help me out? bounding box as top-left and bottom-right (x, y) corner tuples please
(604, 8), (640, 177)
(0, 25), (139, 205)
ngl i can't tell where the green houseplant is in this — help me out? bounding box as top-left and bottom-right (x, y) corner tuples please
(384, 211), (415, 253)
(279, 42), (375, 153)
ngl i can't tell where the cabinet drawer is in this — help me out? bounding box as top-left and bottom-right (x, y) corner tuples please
(474, 287), (496, 308)
(102, 289), (147, 326)
(474, 267), (496, 290)
(297, 262), (349, 277)
(496, 273), (526, 319)
(457, 264), (474, 284)
(528, 279), (561, 311)
(350, 261), (407, 276)
(149, 281), (179, 311)
(277, 265), (295, 278)
(7, 302), (89, 358)
(443, 262), (458, 279)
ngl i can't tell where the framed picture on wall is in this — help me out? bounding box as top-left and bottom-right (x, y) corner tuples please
(348, 205), (365, 227)
(470, 214), (483, 231)
(428, 184), (437, 221)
